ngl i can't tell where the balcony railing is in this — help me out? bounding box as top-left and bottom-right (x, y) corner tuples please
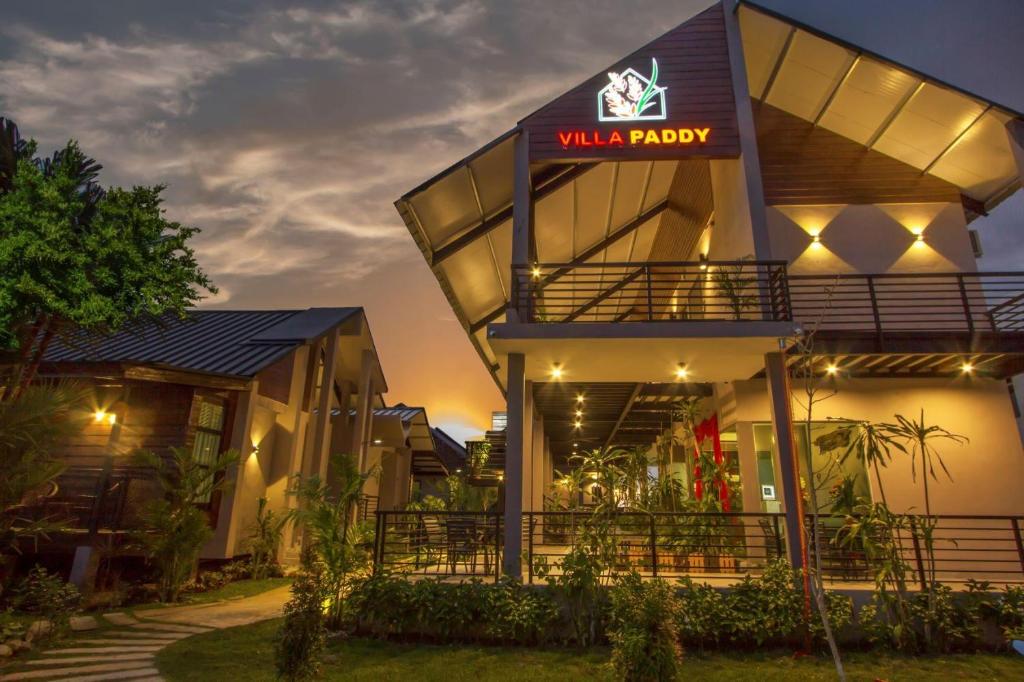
(373, 510), (1024, 586)
(511, 261), (790, 324)
(509, 262), (1024, 335)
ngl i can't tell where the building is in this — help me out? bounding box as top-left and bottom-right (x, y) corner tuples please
(18, 308), (447, 587)
(395, 0), (1024, 580)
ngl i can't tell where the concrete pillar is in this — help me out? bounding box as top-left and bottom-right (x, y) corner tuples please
(210, 381), (258, 558)
(352, 349), (376, 473)
(764, 352), (805, 570)
(503, 353), (526, 578)
(1006, 118), (1024, 180)
(531, 413), (546, 512)
(311, 332), (339, 479)
(522, 380), (535, 513)
(509, 130), (531, 323)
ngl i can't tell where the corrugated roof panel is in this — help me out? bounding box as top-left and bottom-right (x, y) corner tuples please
(42, 309), (348, 378)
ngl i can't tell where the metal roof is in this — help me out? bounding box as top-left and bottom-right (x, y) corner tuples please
(43, 308), (362, 378)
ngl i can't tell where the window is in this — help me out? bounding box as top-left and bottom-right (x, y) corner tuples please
(191, 396), (227, 505)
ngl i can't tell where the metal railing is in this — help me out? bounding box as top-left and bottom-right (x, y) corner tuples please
(373, 510), (1024, 586)
(788, 271), (1024, 334)
(358, 495), (379, 523)
(509, 262), (1024, 336)
(511, 261), (791, 324)
(373, 510), (503, 580)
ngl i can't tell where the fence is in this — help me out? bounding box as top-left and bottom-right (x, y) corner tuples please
(373, 510), (1024, 586)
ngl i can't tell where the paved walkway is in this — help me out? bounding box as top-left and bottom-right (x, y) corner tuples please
(0, 585), (291, 681)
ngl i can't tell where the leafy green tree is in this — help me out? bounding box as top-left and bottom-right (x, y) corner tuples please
(0, 383), (89, 560)
(247, 496), (287, 579)
(133, 446), (238, 602)
(0, 118), (215, 399)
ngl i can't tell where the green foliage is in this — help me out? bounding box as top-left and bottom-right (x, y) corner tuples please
(248, 497), (287, 580)
(288, 453), (377, 628)
(347, 573), (558, 645)
(0, 122), (215, 364)
(997, 584), (1024, 643)
(0, 383), (89, 556)
(673, 577), (727, 652)
(133, 446), (238, 602)
(608, 572), (681, 682)
(11, 565), (80, 634)
(275, 563), (326, 681)
(404, 494), (446, 512)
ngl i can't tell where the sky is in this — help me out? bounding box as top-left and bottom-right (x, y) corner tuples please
(1, 0), (1021, 444)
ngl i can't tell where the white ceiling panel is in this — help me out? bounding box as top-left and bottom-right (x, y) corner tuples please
(467, 138), (514, 217)
(873, 83), (987, 169)
(766, 30), (855, 121)
(534, 182), (574, 263)
(818, 58), (920, 145)
(573, 162), (617, 258)
(644, 161), (677, 211)
(929, 109), (1019, 200)
(738, 8), (791, 98)
(438, 233), (506, 322)
(489, 220), (513, 299)
(627, 217), (662, 263)
(408, 167), (480, 249)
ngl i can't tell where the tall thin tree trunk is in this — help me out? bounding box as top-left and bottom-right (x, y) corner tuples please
(12, 317), (54, 401)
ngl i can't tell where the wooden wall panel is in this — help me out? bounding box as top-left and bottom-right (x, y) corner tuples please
(755, 103), (962, 205)
(522, 3), (740, 162)
(257, 352), (294, 405)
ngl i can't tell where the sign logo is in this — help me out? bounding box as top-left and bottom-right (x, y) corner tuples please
(598, 58), (667, 122)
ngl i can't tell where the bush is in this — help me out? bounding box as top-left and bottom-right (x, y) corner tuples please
(347, 573), (558, 645)
(674, 577), (727, 652)
(858, 581), (992, 653)
(11, 566), (80, 634)
(608, 573), (681, 682)
(275, 566), (326, 681)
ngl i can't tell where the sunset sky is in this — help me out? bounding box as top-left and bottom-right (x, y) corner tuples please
(2, 0), (1021, 443)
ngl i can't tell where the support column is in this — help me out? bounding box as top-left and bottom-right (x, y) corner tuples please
(508, 130), (531, 323)
(352, 349), (376, 473)
(311, 332), (340, 479)
(764, 352), (805, 571)
(1008, 118), (1024, 184)
(503, 352), (526, 578)
(210, 381), (258, 558)
(723, 0), (771, 261)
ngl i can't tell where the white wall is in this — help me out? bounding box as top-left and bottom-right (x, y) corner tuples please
(729, 376), (1024, 516)
(767, 202), (976, 275)
(709, 159), (758, 260)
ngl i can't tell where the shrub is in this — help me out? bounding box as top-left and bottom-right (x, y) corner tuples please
(12, 565), (80, 634)
(347, 573), (558, 645)
(997, 584), (1024, 644)
(674, 577), (727, 652)
(247, 497), (286, 579)
(275, 565), (326, 681)
(608, 573), (681, 682)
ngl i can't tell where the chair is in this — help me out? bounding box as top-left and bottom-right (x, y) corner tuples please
(414, 514), (446, 573)
(446, 516), (480, 575)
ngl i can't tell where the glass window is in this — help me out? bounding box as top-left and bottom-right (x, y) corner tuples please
(191, 397), (226, 504)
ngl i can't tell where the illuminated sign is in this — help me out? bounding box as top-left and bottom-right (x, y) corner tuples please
(557, 127), (711, 150)
(598, 58), (666, 122)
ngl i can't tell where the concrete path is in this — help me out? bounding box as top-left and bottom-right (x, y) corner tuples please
(0, 585), (291, 681)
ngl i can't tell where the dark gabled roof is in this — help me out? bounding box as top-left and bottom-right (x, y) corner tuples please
(43, 308), (362, 378)
(430, 427), (468, 473)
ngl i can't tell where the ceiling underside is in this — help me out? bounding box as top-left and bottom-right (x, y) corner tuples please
(739, 5), (1020, 209)
(396, 5), (1022, 392)
(533, 381), (710, 465)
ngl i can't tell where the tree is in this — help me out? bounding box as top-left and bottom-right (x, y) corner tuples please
(133, 446), (238, 602)
(288, 453), (378, 628)
(0, 118), (215, 399)
(0, 383), (89, 560)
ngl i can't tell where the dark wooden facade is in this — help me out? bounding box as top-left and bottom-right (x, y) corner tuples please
(521, 3), (741, 162)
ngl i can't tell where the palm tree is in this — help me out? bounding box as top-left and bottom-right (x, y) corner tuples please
(289, 453), (379, 628)
(0, 383), (89, 558)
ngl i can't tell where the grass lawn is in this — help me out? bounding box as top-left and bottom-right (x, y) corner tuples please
(156, 618), (1024, 681)
(131, 577), (291, 611)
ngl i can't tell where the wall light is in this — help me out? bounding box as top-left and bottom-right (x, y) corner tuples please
(94, 410), (115, 425)
(550, 364), (563, 380)
(574, 420), (582, 429)
(373, 438), (383, 445)
(674, 364), (689, 380)
(811, 234), (821, 244)
(531, 266), (542, 278)
(572, 442), (578, 448)
(575, 409), (583, 418)
(698, 254), (709, 271)
(576, 394), (584, 403)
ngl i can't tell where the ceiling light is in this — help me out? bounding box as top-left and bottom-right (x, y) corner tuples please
(575, 409), (583, 418)
(674, 364), (689, 380)
(373, 438), (382, 445)
(107, 413), (117, 425)
(531, 266), (542, 278)
(572, 442), (578, 448)
(961, 362), (974, 374)
(574, 421), (582, 429)
(826, 364), (838, 376)
(550, 364), (563, 380)
(576, 395), (584, 403)
(94, 410), (107, 422)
